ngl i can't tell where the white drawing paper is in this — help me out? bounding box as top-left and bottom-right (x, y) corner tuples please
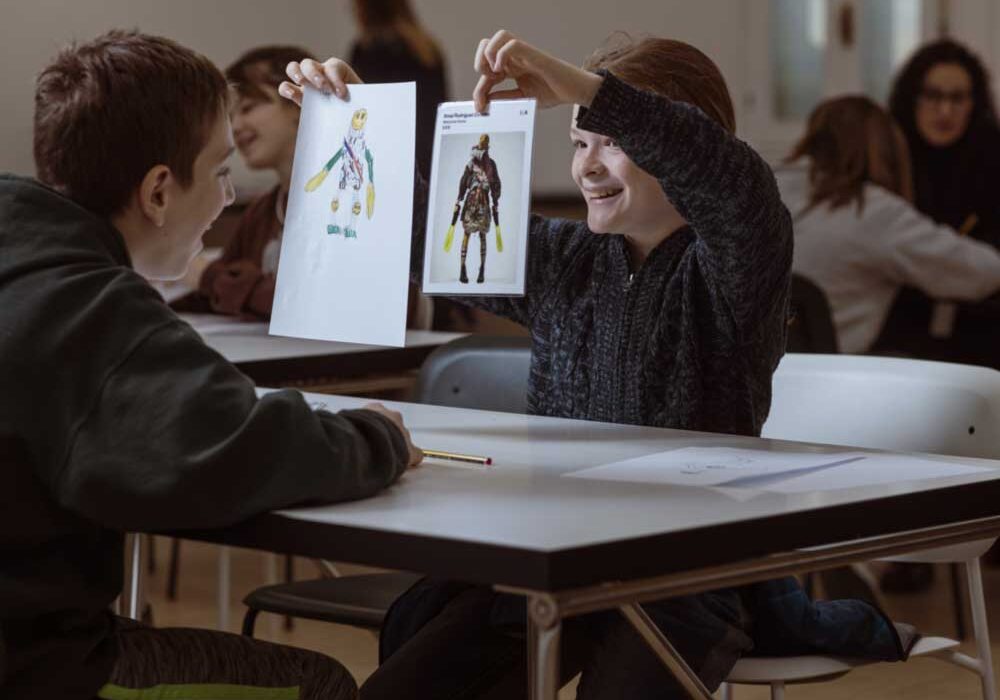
(422, 99), (535, 296)
(270, 83), (416, 347)
(565, 446), (989, 493)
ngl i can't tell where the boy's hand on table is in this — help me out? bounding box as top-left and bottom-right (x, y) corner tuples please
(364, 402), (424, 470)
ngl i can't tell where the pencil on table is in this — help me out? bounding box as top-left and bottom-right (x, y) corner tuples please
(958, 214), (979, 237)
(424, 449), (493, 466)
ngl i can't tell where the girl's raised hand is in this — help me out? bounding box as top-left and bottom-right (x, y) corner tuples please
(279, 57), (363, 107)
(472, 30), (602, 113)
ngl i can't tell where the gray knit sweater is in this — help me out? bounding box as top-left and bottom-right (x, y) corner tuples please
(412, 73), (793, 437)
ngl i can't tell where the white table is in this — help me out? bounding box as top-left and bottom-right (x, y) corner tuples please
(180, 392), (1000, 699)
(172, 316), (462, 630)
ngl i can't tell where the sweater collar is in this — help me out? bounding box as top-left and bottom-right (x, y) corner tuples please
(613, 225), (695, 278)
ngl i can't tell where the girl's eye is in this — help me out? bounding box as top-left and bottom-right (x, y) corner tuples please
(572, 140), (586, 149)
(605, 138), (619, 149)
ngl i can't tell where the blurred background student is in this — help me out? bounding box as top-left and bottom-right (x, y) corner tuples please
(189, 45), (311, 319)
(876, 39), (1000, 370)
(891, 39), (1000, 249)
(348, 0), (448, 180)
(778, 93), (1000, 600)
(778, 95), (1000, 355)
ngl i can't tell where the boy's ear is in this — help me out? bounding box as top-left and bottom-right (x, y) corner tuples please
(137, 165), (174, 228)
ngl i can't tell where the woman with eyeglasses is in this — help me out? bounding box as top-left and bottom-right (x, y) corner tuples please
(878, 39), (1000, 593)
(889, 39), (1000, 249)
(882, 41), (1000, 370)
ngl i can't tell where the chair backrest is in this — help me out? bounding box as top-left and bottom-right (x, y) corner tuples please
(764, 354), (1000, 560)
(787, 274), (839, 354)
(415, 335), (532, 413)
(763, 354), (1000, 458)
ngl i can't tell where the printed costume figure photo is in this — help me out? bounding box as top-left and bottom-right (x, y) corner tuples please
(443, 134), (503, 283)
(304, 107), (375, 239)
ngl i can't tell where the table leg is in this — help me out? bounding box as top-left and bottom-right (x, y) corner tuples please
(119, 533), (144, 621)
(217, 546), (231, 631)
(527, 607), (538, 688)
(619, 603), (713, 700)
(527, 595), (561, 700)
(265, 553), (279, 636)
(114, 532), (143, 620)
(128, 534), (144, 620)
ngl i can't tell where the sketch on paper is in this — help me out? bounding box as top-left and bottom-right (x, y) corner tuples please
(304, 108), (376, 239)
(270, 82), (415, 347)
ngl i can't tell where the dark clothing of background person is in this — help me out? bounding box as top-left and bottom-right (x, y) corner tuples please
(878, 61), (1000, 366)
(349, 36), (448, 181)
(875, 127), (1000, 367)
(349, 35), (474, 331)
(911, 124), (1000, 250)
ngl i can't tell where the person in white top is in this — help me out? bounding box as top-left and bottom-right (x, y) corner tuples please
(776, 95), (1000, 354)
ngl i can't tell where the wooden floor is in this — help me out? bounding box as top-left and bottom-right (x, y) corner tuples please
(146, 538), (999, 698)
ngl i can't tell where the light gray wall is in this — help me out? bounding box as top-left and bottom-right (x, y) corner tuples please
(0, 0), (746, 197)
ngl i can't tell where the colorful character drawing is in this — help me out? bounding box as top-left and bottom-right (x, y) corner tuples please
(443, 134), (503, 284)
(304, 108), (375, 239)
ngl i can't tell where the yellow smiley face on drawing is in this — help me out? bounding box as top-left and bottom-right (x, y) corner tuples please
(351, 108), (368, 131)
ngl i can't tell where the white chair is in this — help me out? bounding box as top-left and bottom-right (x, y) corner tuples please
(723, 353), (1000, 700)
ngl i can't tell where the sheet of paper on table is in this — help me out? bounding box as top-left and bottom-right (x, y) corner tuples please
(565, 446), (989, 493)
(271, 82), (416, 347)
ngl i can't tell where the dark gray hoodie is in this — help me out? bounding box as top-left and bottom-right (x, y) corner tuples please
(0, 175), (409, 699)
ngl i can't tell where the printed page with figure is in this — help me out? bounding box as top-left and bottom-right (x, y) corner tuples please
(422, 99), (536, 296)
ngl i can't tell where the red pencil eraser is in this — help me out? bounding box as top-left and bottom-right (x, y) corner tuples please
(486, 458), (493, 466)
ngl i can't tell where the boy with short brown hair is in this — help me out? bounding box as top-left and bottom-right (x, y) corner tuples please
(1, 30), (420, 700)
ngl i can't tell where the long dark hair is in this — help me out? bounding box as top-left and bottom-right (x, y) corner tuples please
(889, 39), (999, 148)
(787, 96), (913, 214)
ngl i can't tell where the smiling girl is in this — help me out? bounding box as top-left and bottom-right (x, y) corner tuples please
(194, 45), (312, 318)
(283, 31), (910, 699)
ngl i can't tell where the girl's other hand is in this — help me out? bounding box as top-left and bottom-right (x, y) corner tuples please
(279, 57), (363, 107)
(472, 30), (602, 113)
